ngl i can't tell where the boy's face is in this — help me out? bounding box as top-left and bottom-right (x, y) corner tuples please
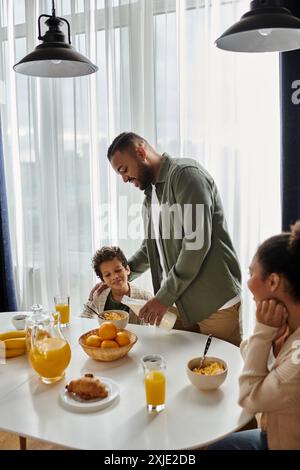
(99, 257), (130, 291)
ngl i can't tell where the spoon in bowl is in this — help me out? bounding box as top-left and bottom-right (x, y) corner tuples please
(199, 334), (213, 369)
(83, 303), (103, 319)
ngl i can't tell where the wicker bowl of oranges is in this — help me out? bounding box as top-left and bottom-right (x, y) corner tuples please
(79, 321), (137, 362)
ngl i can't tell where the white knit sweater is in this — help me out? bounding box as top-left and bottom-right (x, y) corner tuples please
(239, 322), (300, 450)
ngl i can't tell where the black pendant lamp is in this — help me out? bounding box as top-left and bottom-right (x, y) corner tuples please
(215, 0), (300, 53)
(13, 0), (98, 77)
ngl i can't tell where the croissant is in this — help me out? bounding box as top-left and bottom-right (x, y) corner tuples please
(66, 373), (108, 400)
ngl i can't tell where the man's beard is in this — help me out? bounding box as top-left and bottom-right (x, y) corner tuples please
(137, 162), (156, 190)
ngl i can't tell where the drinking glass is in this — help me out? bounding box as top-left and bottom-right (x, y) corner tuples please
(141, 354), (166, 412)
(54, 295), (70, 327)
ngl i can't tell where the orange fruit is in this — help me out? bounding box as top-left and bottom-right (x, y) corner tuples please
(101, 340), (119, 349)
(86, 335), (102, 347)
(98, 322), (117, 340)
(115, 331), (130, 347)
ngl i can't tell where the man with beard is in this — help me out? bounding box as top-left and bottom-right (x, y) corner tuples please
(94, 132), (242, 345)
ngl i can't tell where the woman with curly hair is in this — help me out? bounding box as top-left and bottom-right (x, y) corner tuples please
(210, 222), (300, 450)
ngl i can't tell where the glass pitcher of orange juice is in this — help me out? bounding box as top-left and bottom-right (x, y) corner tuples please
(29, 311), (71, 384)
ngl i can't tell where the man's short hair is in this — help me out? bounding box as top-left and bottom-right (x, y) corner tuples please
(107, 132), (147, 161)
(92, 246), (128, 280)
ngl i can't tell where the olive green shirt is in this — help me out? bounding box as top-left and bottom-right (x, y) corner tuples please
(128, 154), (241, 326)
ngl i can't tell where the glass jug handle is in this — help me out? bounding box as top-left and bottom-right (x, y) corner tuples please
(31, 325), (39, 350)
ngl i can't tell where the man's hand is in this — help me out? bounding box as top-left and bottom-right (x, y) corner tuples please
(256, 299), (288, 329)
(139, 298), (168, 326)
(88, 282), (108, 301)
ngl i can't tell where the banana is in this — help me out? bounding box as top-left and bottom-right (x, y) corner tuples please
(0, 332), (27, 358)
(5, 348), (26, 358)
(0, 330), (26, 341)
(4, 338), (26, 350)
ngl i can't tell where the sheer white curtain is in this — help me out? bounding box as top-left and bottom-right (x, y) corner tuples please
(0, 0), (280, 335)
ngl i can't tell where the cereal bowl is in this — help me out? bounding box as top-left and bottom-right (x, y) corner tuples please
(79, 328), (137, 362)
(98, 310), (129, 330)
(187, 356), (228, 391)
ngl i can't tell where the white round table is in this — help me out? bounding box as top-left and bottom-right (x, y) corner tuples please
(0, 312), (252, 450)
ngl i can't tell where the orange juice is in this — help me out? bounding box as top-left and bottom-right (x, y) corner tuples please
(29, 337), (71, 382)
(26, 328), (50, 351)
(55, 303), (70, 325)
(145, 370), (166, 406)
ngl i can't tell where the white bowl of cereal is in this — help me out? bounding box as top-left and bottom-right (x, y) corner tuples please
(187, 356), (228, 391)
(98, 310), (129, 329)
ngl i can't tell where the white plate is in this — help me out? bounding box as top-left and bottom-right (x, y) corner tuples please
(60, 377), (119, 413)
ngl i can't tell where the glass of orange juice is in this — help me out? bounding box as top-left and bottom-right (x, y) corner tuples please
(54, 295), (70, 327)
(141, 354), (166, 412)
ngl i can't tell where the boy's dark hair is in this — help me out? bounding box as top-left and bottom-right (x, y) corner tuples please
(92, 246), (128, 280)
(107, 132), (147, 161)
(257, 221), (300, 301)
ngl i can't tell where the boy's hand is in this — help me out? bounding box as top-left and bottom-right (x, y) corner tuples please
(256, 299), (288, 329)
(88, 282), (108, 301)
(139, 298), (168, 326)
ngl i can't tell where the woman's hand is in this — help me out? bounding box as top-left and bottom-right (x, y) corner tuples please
(256, 299), (288, 329)
(88, 282), (108, 301)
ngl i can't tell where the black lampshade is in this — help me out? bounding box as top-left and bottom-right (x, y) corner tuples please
(13, 3), (98, 78)
(215, 0), (300, 53)
(14, 43), (98, 78)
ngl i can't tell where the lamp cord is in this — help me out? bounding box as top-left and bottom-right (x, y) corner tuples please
(52, 0), (56, 16)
